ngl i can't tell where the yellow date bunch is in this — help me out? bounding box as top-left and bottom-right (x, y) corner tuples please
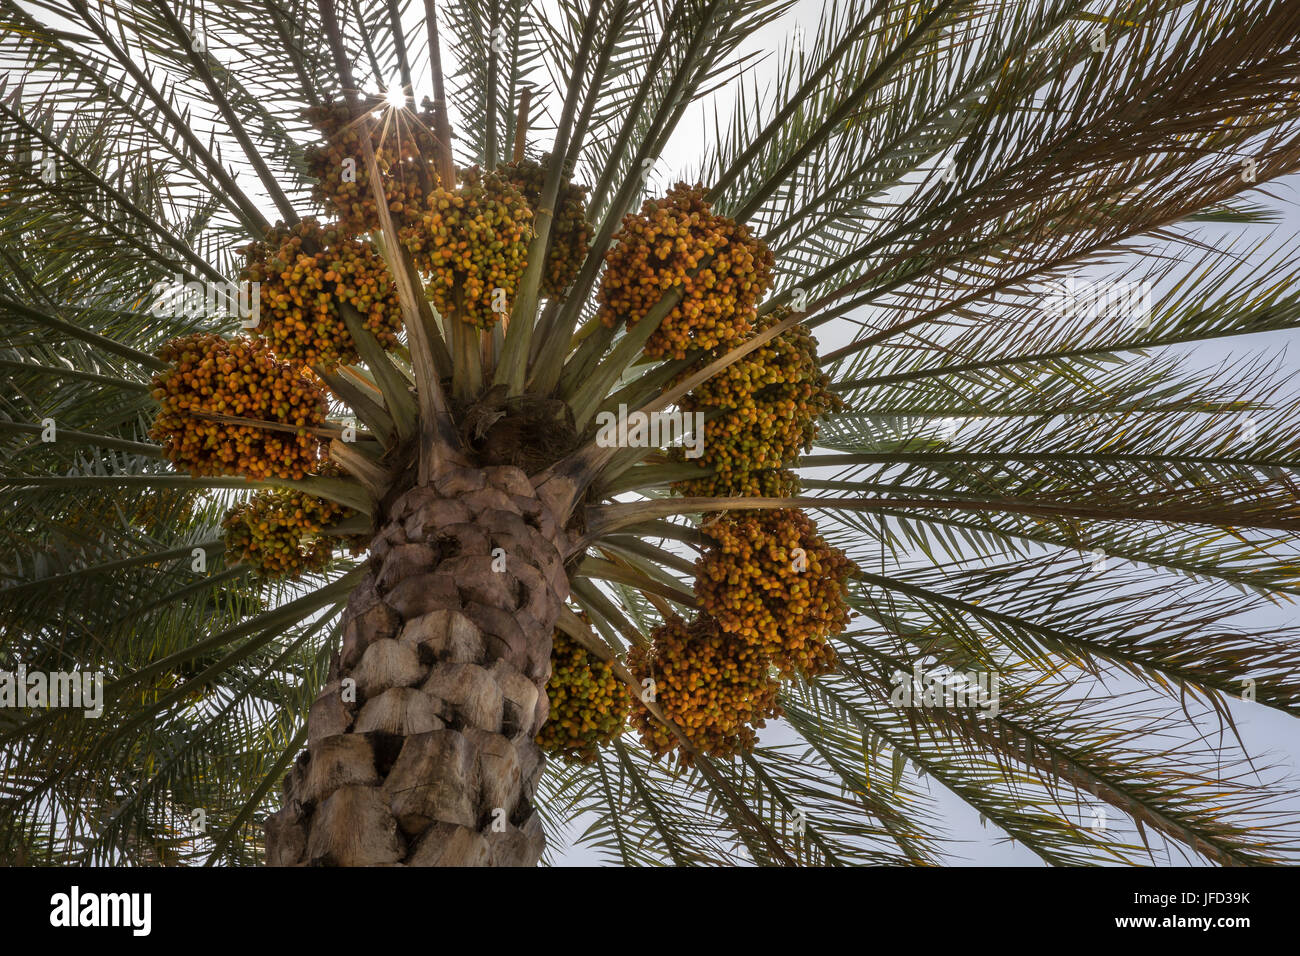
(597, 184), (774, 359)
(303, 101), (596, 328)
(672, 313), (841, 497)
(536, 628), (632, 764)
(497, 154), (591, 299)
(149, 333), (327, 480)
(240, 218), (404, 367)
(399, 165), (533, 330)
(222, 488), (354, 581)
(695, 509), (854, 678)
(628, 614), (781, 765)
(676, 465), (803, 500)
(304, 99), (442, 235)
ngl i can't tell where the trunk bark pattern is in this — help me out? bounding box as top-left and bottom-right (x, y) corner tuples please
(266, 465), (572, 866)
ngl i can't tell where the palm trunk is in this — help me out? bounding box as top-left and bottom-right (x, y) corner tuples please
(265, 464), (573, 866)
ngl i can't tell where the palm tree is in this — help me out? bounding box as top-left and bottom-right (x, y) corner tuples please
(3, 0), (1300, 867)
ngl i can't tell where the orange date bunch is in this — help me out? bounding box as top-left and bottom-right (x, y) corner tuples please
(240, 218), (404, 367)
(695, 509), (855, 677)
(673, 313), (841, 497)
(497, 154), (591, 299)
(628, 614), (781, 764)
(597, 184), (774, 360)
(149, 333), (327, 480)
(399, 165), (533, 330)
(536, 628), (632, 765)
(223, 488), (351, 581)
(304, 99), (441, 235)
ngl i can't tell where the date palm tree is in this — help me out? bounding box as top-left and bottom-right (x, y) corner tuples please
(3, 0), (1300, 866)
